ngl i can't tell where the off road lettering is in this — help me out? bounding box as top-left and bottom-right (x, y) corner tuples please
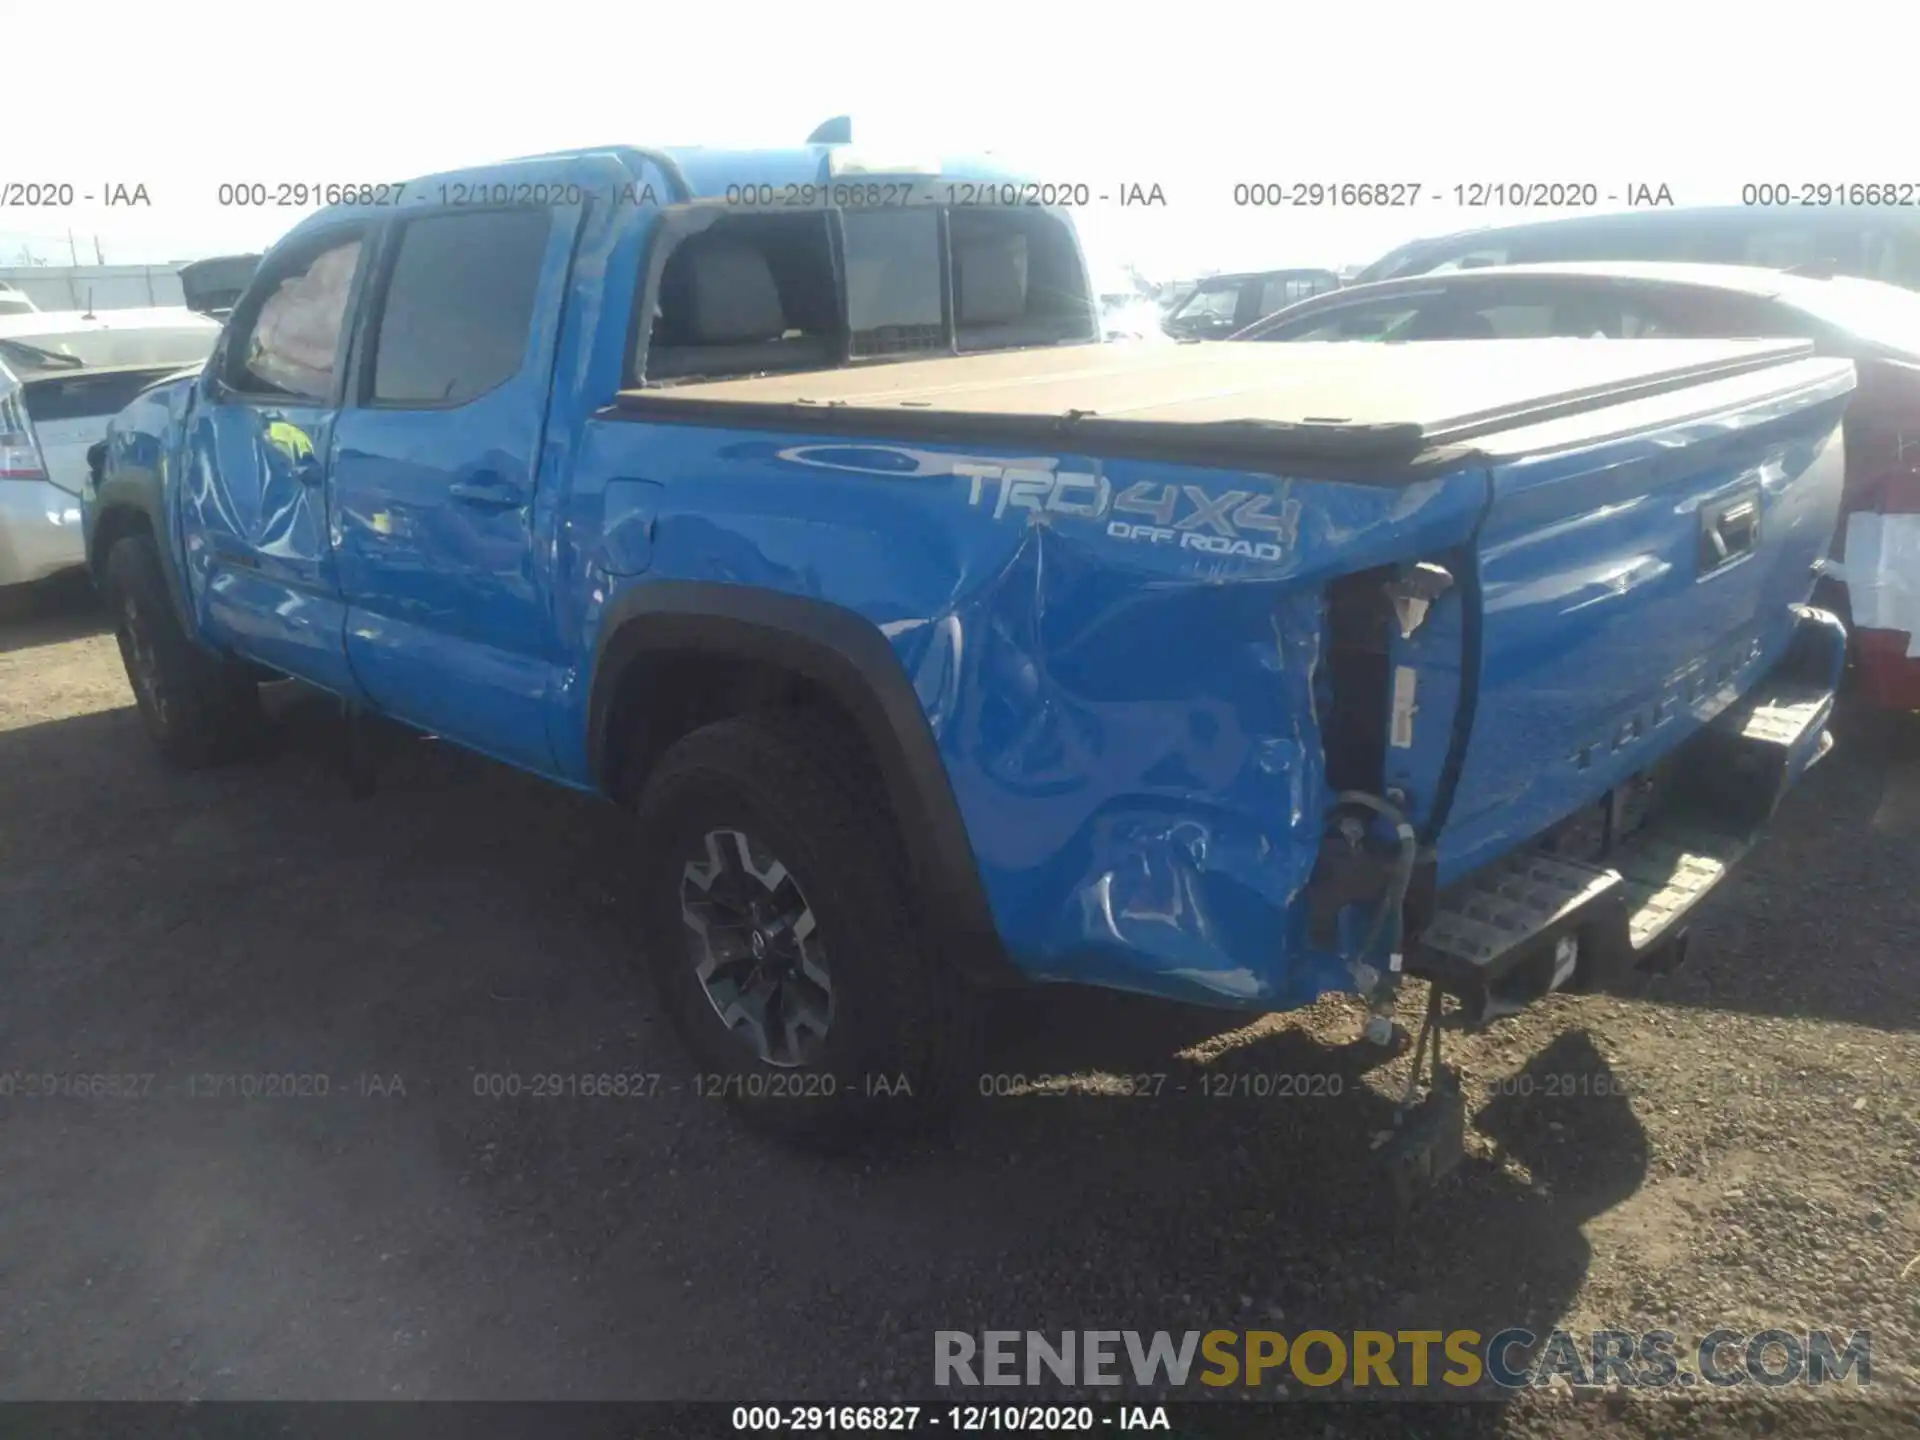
(963, 466), (1296, 561)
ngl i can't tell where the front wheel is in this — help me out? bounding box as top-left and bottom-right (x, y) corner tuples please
(104, 535), (261, 768)
(632, 714), (980, 1148)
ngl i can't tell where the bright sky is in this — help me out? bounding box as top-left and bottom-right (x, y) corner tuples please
(3, 0), (1910, 283)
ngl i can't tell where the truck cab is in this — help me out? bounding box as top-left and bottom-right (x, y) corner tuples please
(84, 143), (1853, 1160)
(87, 144), (1099, 766)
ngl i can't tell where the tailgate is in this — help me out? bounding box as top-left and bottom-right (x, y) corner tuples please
(1436, 351), (1856, 884)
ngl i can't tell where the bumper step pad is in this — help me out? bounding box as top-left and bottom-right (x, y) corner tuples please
(1409, 616), (1839, 1028)
(1614, 828), (1747, 952)
(1414, 821), (1749, 1027)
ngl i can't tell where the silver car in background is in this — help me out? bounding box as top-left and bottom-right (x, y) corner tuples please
(0, 308), (221, 589)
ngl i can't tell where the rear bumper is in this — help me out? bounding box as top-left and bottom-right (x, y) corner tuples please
(0, 480), (87, 588)
(1836, 509), (1920, 710)
(1853, 629), (1920, 711)
(1408, 605), (1844, 1025)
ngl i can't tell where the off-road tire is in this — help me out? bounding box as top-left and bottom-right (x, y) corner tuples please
(104, 535), (261, 768)
(632, 713), (982, 1149)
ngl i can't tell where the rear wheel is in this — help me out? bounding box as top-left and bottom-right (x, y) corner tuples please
(104, 535), (261, 767)
(632, 714), (980, 1148)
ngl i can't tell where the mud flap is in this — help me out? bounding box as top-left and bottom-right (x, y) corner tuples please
(1373, 988), (1467, 1221)
(1380, 1070), (1466, 1218)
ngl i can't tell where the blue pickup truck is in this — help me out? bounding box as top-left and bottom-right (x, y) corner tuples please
(83, 143), (1853, 1159)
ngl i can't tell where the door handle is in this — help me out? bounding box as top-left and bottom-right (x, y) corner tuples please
(1699, 490), (1761, 573)
(448, 475), (526, 509)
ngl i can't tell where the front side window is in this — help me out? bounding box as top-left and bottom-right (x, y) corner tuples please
(371, 208), (551, 405)
(1171, 285), (1242, 324)
(236, 235), (362, 401)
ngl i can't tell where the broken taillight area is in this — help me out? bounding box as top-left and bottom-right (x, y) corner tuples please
(0, 386), (49, 480)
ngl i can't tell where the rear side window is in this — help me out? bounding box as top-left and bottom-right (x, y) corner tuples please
(1257, 275), (1335, 316)
(371, 209), (550, 405)
(235, 235), (363, 401)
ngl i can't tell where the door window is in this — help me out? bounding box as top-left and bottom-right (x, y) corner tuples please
(1261, 300), (1425, 341)
(1257, 275), (1336, 316)
(234, 235), (363, 401)
(370, 208), (551, 405)
(1170, 285), (1243, 326)
(1425, 247), (1509, 273)
(1460, 303), (1554, 337)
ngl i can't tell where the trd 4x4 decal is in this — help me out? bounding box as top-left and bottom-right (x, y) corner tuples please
(958, 461), (1301, 562)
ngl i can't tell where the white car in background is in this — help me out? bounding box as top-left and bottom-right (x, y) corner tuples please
(0, 307), (221, 589)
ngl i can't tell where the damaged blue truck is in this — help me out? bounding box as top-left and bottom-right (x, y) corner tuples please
(82, 143), (1853, 1176)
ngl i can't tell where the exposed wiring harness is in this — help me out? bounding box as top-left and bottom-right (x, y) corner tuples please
(1332, 790), (1419, 982)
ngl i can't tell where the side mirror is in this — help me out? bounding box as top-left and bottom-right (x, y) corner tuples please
(179, 254), (263, 318)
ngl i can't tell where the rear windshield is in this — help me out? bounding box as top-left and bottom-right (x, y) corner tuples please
(641, 202), (1096, 384)
(0, 321), (220, 376)
(1783, 278), (1920, 357)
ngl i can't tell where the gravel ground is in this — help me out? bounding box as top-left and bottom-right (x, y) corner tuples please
(1, 580), (1917, 1438)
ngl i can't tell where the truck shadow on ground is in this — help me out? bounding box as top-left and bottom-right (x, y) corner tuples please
(0, 572), (107, 653)
(0, 685), (1666, 1417)
(1631, 699), (1920, 1036)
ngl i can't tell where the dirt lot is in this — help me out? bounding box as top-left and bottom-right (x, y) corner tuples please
(2, 581), (1918, 1437)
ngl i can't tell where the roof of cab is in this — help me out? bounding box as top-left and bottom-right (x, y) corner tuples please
(0, 306), (220, 340)
(1303, 260), (1916, 309)
(278, 144), (1037, 246)
(1364, 205), (1920, 277)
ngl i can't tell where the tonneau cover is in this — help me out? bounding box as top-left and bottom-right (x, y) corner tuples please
(615, 338), (1826, 475)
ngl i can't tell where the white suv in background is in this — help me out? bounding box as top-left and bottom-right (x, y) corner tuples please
(1, 308), (221, 589)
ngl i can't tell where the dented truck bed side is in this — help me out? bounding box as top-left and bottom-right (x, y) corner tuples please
(578, 341), (1854, 1009)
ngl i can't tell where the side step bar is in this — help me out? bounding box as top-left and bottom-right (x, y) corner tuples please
(1409, 612), (1839, 1028)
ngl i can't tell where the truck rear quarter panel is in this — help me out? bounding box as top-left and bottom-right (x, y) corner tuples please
(565, 422), (1488, 1008)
